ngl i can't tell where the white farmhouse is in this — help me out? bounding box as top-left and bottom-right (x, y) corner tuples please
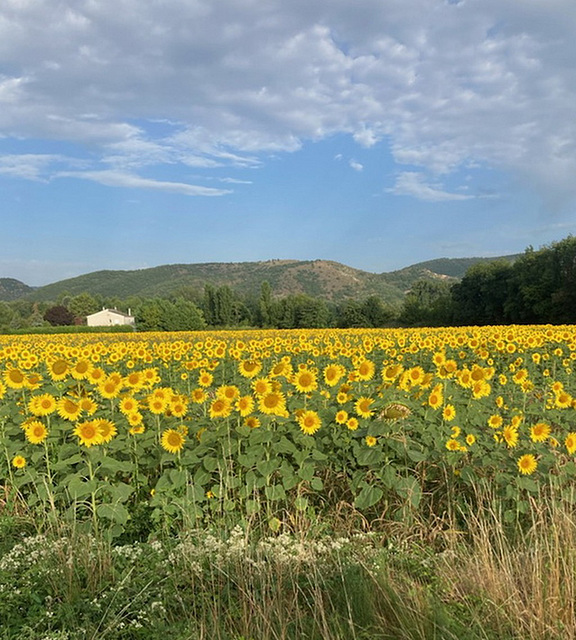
(86, 308), (135, 327)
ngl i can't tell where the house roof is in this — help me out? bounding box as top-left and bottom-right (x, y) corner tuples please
(87, 308), (134, 318)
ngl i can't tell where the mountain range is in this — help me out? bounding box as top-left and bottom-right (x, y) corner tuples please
(0, 255), (519, 305)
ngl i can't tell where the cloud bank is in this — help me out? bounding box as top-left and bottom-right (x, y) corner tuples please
(1, 0), (575, 201)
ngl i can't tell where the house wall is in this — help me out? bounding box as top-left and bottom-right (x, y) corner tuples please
(86, 310), (135, 327)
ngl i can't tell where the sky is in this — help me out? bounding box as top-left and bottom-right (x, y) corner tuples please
(2, 0), (576, 287)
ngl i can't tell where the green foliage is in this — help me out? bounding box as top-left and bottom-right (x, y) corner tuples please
(13, 258), (473, 306)
(0, 278), (34, 302)
(0, 524), (511, 640)
(136, 298), (206, 331)
(43, 305), (75, 327)
(400, 279), (453, 326)
(450, 236), (576, 325)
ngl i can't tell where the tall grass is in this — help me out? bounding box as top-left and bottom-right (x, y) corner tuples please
(439, 485), (576, 640)
(1, 485), (576, 640)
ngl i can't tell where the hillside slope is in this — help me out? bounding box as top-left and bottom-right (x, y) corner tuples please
(3, 254), (519, 304)
(0, 278), (35, 302)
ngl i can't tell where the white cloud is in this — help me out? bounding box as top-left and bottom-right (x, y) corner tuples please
(219, 177), (253, 184)
(349, 160), (363, 172)
(0, 154), (64, 180)
(0, 0), (576, 202)
(388, 172), (475, 202)
(56, 170), (232, 196)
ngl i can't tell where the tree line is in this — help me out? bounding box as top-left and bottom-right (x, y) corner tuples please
(400, 236), (576, 326)
(0, 283), (397, 332)
(2, 236), (576, 332)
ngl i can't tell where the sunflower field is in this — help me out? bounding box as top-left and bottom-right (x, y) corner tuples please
(1, 325), (576, 536)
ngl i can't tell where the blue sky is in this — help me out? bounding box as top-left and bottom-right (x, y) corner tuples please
(2, 0), (576, 286)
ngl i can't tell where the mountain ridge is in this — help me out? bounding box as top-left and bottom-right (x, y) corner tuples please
(0, 254), (520, 304)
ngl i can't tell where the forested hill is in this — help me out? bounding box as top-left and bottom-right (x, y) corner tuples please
(0, 278), (35, 301)
(1, 255), (519, 304)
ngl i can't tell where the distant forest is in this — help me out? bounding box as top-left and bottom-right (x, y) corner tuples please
(1, 236), (576, 332)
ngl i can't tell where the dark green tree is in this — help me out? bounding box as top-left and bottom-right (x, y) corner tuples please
(450, 262), (512, 325)
(0, 302), (15, 332)
(202, 284), (217, 326)
(44, 305), (75, 326)
(400, 280), (453, 326)
(338, 300), (369, 328)
(69, 293), (100, 321)
(135, 300), (164, 331)
(360, 296), (396, 327)
(258, 281), (274, 327)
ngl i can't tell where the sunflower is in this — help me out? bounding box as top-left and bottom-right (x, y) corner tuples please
(472, 381), (491, 399)
(554, 391), (573, 409)
(378, 403), (411, 421)
(74, 421), (104, 447)
(503, 425), (519, 448)
(238, 360), (262, 378)
(12, 455), (26, 469)
(445, 438), (462, 451)
(258, 391), (287, 417)
(28, 393), (57, 417)
(126, 410), (143, 426)
(346, 417), (359, 431)
(94, 419), (117, 444)
(437, 360), (457, 379)
(465, 433), (476, 446)
(365, 436), (377, 447)
(244, 416), (261, 429)
(70, 359), (92, 380)
(169, 395), (189, 418)
(381, 364), (403, 383)
(216, 385), (240, 401)
(190, 388), (207, 404)
(142, 367), (160, 386)
(236, 395), (254, 417)
(323, 363), (345, 387)
(517, 454), (537, 475)
(335, 409), (348, 425)
(298, 410), (322, 435)
(270, 360), (292, 378)
(161, 428), (185, 454)
(427, 384), (444, 410)
(124, 370), (144, 389)
(4, 367), (27, 389)
(129, 424), (146, 435)
(251, 377), (272, 397)
(25, 420), (48, 445)
(48, 358), (69, 381)
(530, 422), (551, 443)
(487, 414), (503, 429)
(120, 395), (140, 415)
(147, 394), (168, 415)
(293, 369), (317, 393)
(442, 404), (456, 421)
(355, 396), (374, 419)
(209, 397), (233, 419)
(432, 352), (446, 367)
(566, 432), (576, 455)
(406, 366), (426, 387)
(457, 369), (473, 388)
(355, 359), (375, 381)
(98, 378), (122, 400)
(87, 367), (106, 385)
(57, 397), (82, 422)
(450, 425), (461, 438)
(78, 396), (98, 416)
(198, 369), (213, 387)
